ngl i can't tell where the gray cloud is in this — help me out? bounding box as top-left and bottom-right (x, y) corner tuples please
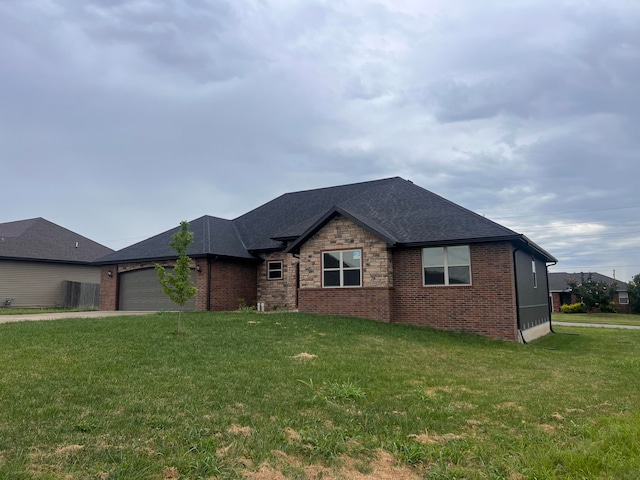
(1, 0), (639, 280)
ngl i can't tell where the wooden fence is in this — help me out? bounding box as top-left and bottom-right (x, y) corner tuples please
(62, 281), (100, 309)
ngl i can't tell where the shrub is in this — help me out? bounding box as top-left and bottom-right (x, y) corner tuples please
(561, 302), (587, 314)
(598, 303), (618, 313)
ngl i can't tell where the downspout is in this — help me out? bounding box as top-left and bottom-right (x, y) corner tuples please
(546, 260), (558, 333)
(512, 247), (525, 343)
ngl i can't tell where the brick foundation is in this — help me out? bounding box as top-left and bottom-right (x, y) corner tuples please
(298, 287), (392, 322)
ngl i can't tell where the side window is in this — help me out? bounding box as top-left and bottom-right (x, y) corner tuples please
(423, 246), (471, 286)
(619, 291), (629, 304)
(532, 258), (537, 288)
(267, 261), (283, 280)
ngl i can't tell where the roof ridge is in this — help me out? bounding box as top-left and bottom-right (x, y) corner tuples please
(232, 177), (400, 222)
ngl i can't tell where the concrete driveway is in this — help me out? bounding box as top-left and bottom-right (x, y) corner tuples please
(0, 311), (156, 324)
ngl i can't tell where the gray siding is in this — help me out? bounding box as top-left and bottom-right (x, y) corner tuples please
(0, 260), (101, 308)
(514, 250), (551, 331)
(118, 268), (195, 311)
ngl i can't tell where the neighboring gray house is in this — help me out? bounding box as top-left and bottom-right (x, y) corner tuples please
(549, 272), (629, 313)
(0, 218), (113, 308)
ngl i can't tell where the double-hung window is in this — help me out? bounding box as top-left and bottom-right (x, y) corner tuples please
(323, 249), (362, 287)
(423, 246), (471, 286)
(532, 258), (538, 288)
(619, 291), (629, 305)
(267, 261), (283, 280)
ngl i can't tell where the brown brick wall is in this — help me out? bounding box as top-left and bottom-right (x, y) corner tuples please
(298, 287), (392, 322)
(392, 243), (519, 342)
(99, 265), (118, 311)
(256, 252), (299, 311)
(209, 259), (257, 311)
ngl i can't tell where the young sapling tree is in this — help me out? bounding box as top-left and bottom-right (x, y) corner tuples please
(155, 221), (197, 334)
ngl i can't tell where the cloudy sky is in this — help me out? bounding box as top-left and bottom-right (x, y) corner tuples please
(2, 0), (639, 281)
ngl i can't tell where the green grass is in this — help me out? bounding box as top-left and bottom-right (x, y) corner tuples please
(1, 312), (639, 479)
(553, 312), (640, 326)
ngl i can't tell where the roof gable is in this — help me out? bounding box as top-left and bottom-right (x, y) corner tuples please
(0, 217), (113, 263)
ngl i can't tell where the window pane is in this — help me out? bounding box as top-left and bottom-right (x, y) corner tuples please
(323, 252), (340, 269)
(342, 250), (361, 268)
(324, 270), (340, 287)
(343, 269), (361, 286)
(448, 266), (471, 285)
(268, 270), (282, 279)
(424, 267), (445, 285)
(423, 247), (445, 266)
(447, 246), (470, 265)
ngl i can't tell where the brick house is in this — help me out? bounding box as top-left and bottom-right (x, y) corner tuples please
(549, 272), (629, 313)
(97, 177), (556, 342)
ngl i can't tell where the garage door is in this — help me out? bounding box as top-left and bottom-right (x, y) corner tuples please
(118, 268), (196, 311)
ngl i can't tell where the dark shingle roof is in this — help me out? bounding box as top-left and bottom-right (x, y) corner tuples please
(98, 177), (556, 263)
(0, 217), (113, 264)
(549, 272), (628, 292)
(97, 215), (254, 264)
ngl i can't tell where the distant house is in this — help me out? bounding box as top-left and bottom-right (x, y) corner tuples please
(97, 177), (556, 342)
(0, 218), (113, 308)
(549, 272), (629, 313)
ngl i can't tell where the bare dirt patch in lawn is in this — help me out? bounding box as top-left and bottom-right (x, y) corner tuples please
(291, 352), (317, 360)
(228, 424), (253, 436)
(408, 431), (464, 444)
(244, 449), (421, 480)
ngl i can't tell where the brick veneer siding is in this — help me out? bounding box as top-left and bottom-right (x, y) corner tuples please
(256, 252), (299, 311)
(298, 287), (393, 321)
(297, 216), (393, 322)
(392, 242), (519, 342)
(99, 265), (118, 311)
(209, 259), (257, 311)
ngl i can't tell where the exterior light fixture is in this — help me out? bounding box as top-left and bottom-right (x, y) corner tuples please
(107, 270), (113, 277)
(196, 265), (201, 273)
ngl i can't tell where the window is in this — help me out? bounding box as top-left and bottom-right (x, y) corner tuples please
(619, 291), (629, 305)
(267, 261), (283, 280)
(323, 249), (362, 287)
(423, 246), (471, 286)
(532, 257), (537, 288)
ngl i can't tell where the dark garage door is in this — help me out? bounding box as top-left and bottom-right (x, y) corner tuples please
(118, 268), (196, 311)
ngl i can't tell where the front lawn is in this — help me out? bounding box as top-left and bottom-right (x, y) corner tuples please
(553, 311), (640, 326)
(1, 312), (639, 479)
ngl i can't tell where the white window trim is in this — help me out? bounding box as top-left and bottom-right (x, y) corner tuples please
(267, 261), (283, 280)
(619, 291), (629, 304)
(322, 249), (362, 288)
(532, 257), (538, 289)
(422, 246), (472, 287)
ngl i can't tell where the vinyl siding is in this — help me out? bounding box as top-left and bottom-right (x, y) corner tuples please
(0, 260), (101, 308)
